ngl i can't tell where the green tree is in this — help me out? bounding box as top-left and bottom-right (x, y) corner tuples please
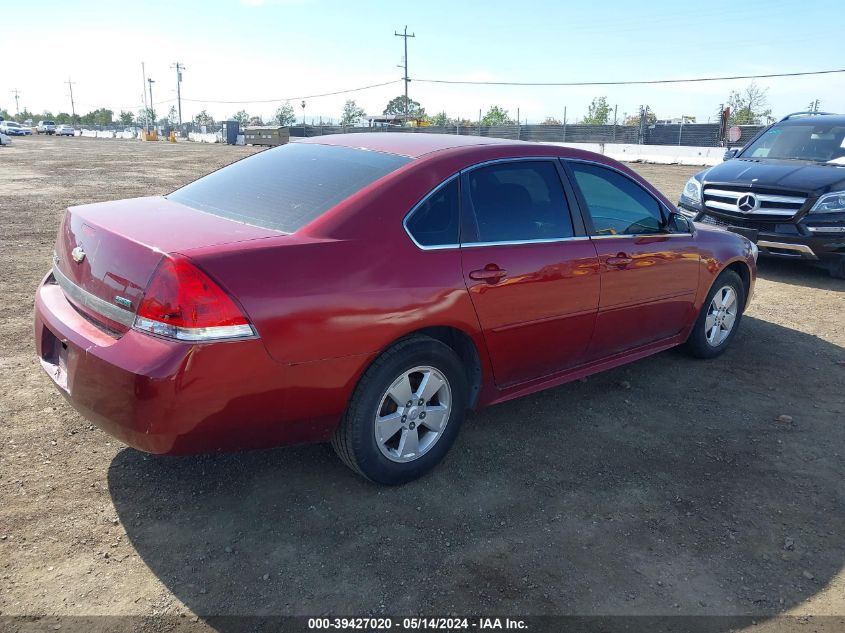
(383, 95), (426, 119)
(248, 115), (264, 126)
(193, 110), (215, 127)
(623, 108), (657, 126)
(119, 110), (135, 126)
(481, 105), (514, 126)
(430, 111), (449, 126)
(540, 116), (562, 125)
(79, 108), (113, 126)
(14, 109), (34, 123)
(232, 110), (250, 126)
(273, 102), (296, 126)
(581, 97), (611, 125)
(137, 107), (156, 128)
(167, 106), (179, 127)
(340, 99), (365, 127)
(727, 82), (771, 125)
(0, 108), (11, 120)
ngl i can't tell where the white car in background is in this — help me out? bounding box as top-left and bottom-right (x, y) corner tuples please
(0, 121), (31, 136)
(56, 124), (75, 136)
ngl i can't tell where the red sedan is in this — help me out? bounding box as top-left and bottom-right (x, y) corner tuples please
(35, 133), (757, 484)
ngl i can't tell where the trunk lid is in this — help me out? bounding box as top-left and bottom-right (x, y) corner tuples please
(53, 196), (280, 333)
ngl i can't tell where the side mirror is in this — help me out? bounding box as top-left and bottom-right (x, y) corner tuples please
(723, 148), (741, 161)
(665, 211), (693, 233)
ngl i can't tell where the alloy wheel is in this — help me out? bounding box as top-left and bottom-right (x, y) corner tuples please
(705, 285), (738, 347)
(374, 366), (452, 463)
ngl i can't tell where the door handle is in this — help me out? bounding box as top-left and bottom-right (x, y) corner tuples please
(469, 266), (507, 283)
(606, 253), (633, 267)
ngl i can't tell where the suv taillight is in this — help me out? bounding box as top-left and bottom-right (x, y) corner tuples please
(134, 256), (254, 341)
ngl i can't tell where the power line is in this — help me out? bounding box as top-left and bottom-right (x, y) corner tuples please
(179, 79), (402, 105)
(412, 67), (845, 87)
(11, 89), (21, 114)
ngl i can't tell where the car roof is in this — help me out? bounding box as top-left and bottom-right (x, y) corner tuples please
(779, 113), (845, 126)
(296, 132), (529, 158)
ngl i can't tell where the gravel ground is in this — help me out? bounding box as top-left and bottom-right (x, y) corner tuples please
(1, 136), (843, 632)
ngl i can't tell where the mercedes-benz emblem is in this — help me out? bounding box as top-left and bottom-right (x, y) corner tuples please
(737, 194), (758, 213)
(71, 246), (86, 263)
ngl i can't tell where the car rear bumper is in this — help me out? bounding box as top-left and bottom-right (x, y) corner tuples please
(35, 272), (365, 454)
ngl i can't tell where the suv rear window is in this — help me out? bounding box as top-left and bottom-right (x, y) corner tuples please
(168, 143), (411, 233)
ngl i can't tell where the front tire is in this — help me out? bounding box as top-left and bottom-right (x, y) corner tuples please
(332, 335), (468, 485)
(683, 269), (745, 359)
(829, 257), (845, 280)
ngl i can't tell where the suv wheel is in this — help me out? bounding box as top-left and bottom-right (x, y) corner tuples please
(332, 335), (468, 485)
(830, 258), (845, 280)
(684, 269), (745, 359)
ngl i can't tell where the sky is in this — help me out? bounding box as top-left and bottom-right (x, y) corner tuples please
(2, 0), (844, 126)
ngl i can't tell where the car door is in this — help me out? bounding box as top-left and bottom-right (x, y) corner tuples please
(565, 160), (700, 360)
(459, 159), (601, 387)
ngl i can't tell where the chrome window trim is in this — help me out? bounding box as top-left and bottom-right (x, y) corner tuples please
(52, 262), (135, 327)
(564, 158), (692, 237)
(402, 173), (461, 251)
(462, 155), (563, 172)
(589, 233), (691, 240)
(461, 236), (591, 249)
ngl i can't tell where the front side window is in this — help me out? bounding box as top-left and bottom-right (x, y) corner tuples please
(569, 162), (665, 236)
(405, 177), (460, 247)
(464, 161), (574, 243)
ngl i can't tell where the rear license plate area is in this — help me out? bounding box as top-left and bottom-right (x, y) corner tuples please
(728, 226), (759, 243)
(41, 327), (70, 392)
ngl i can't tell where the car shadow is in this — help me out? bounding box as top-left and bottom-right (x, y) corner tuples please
(108, 316), (845, 626)
(756, 257), (844, 292)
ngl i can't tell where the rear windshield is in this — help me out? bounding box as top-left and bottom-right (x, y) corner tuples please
(743, 122), (845, 163)
(168, 143), (411, 233)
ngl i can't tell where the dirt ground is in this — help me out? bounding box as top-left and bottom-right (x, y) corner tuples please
(1, 136), (843, 631)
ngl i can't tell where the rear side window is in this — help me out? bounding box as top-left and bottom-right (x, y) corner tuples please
(569, 162), (665, 236)
(168, 143), (411, 233)
(405, 177), (460, 247)
(464, 161), (573, 243)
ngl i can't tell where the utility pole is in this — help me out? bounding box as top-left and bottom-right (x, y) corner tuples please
(612, 104), (617, 142)
(12, 89), (21, 114)
(65, 79), (76, 124)
(142, 62), (149, 133)
(301, 101), (306, 127)
(171, 62), (185, 125)
(394, 26), (415, 122)
(147, 78), (155, 129)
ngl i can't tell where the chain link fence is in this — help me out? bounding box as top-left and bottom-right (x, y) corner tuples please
(288, 122), (764, 147)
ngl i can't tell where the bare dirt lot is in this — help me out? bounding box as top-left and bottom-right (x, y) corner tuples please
(1, 136), (844, 631)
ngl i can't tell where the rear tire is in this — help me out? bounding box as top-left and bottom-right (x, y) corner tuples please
(683, 269), (745, 359)
(332, 335), (468, 485)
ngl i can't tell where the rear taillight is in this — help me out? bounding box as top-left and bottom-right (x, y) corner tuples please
(133, 256), (254, 341)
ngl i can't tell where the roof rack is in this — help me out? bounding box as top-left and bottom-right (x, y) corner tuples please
(778, 111), (837, 122)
